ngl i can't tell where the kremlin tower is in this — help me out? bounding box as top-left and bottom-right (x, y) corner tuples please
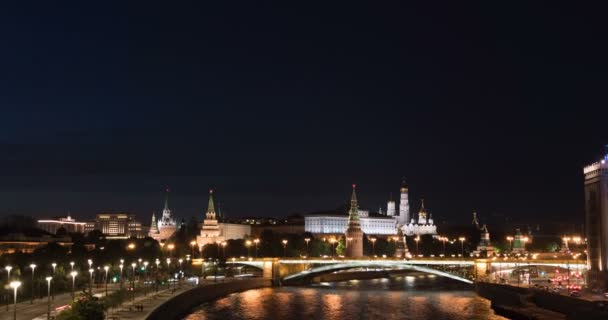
(157, 187), (177, 241)
(396, 179), (410, 226)
(344, 184), (363, 258)
(148, 212), (161, 241)
(196, 189), (224, 249)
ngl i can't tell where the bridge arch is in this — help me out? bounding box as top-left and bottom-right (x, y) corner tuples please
(282, 262), (474, 285)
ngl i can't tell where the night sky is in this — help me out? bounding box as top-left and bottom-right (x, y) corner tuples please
(0, 2), (606, 225)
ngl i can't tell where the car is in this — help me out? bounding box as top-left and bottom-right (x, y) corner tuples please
(570, 291), (581, 297)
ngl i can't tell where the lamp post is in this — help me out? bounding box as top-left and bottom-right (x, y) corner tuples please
(51, 263), (57, 274)
(459, 237), (466, 257)
(130, 263), (136, 300)
(119, 264), (124, 288)
(254, 238), (260, 258)
(29, 263), (36, 304)
(70, 261), (74, 271)
(522, 237), (529, 252)
(5, 266), (12, 311)
(414, 236), (420, 256)
(221, 242), (227, 259)
(304, 238), (310, 256)
(370, 237), (377, 257)
(190, 240), (197, 258)
(506, 236), (514, 253)
(562, 237), (571, 252)
(45, 276), (52, 320)
(88, 269), (94, 294)
(104, 266), (109, 296)
(70, 271), (77, 299)
(282, 239), (288, 257)
(440, 237), (447, 256)
(9, 281), (20, 320)
(245, 240), (252, 258)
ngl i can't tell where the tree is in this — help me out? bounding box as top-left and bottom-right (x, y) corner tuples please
(56, 293), (105, 320)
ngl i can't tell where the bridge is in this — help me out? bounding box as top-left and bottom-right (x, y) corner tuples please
(212, 258), (587, 285)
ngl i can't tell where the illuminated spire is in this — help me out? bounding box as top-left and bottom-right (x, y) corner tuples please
(150, 212), (159, 234)
(206, 189), (216, 219)
(349, 184), (360, 222)
(164, 187), (170, 210)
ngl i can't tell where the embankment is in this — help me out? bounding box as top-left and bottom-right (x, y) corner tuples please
(476, 282), (608, 320)
(145, 278), (272, 320)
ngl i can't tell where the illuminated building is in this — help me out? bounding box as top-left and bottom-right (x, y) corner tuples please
(396, 180), (410, 226)
(344, 184), (363, 257)
(401, 199), (437, 236)
(148, 212), (161, 240)
(196, 189), (224, 248)
(584, 148), (608, 290)
(157, 188), (177, 241)
(37, 214), (86, 234)
(472, 211), (494, 257)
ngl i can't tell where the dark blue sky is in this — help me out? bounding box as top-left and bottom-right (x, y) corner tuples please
(0, 2), (606, 224)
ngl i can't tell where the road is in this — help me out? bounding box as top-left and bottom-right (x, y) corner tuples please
(0, 284), (121, 320)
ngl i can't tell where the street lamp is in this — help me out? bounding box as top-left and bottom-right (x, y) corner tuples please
(131, 262), (137, 293)
(190, 240), (197, 258)
(9, 281), (21, 320)
(459, 237), (466, 256)
(245, 240), (252, 258)
(70, 271), (77, 299)
(304, 238), (310, 256)
(254, 238), (260, 258)
(414, 236), (421, 256)
(440, 237), (448, 256)
(29, 263), (36, 304)
(167, 243), (175, 258)
(127, 243), (136, 250)
(70, 261), (74, 271)
(522, 236), (529, 252)
(104, 266), (109, 296)
(282, 239), (288, 257)
(370, 237), (377, 257)
(89, 268), (94, 293)
(506, 236), (514, 253)
(119, 264), (124, 288)
(51, 263), (57, 274)
(221, 242), (227, 259)
(45, 276), (52, 320)
(329, 238), (337, 258)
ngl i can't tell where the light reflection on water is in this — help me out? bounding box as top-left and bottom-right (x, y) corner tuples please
(183, 277), (506, 320)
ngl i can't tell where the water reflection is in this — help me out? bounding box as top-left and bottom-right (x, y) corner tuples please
(184, 277), (506, 320)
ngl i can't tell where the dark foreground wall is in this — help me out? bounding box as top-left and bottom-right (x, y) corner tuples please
(476, 282), (608, 320)
(146, 278), (272, 320)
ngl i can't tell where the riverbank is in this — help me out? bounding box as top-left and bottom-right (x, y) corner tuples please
(476, 282), (608, 320)
(144, 278), (272, 320)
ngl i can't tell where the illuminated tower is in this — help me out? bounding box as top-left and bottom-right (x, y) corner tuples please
(345, 184), (363, 258)
(397, 180), (410, 226)
(158, 187), (177, 241)
(584, 148), (608, 290)
(387, 193), (396, 217)
(196, 189), (224, 249)
(148, 212), (160, 240)
(417, 199), (428, 225)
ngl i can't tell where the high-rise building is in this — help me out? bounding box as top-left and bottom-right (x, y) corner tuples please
(158, 188), (177, 241)
(397, 180), (410, 226)
(344, 184), (363, 258)
(584, 149), (608, 290)
(196, 189), (224, 249)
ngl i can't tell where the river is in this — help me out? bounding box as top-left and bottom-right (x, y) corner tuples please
(183, 275), (507, 320)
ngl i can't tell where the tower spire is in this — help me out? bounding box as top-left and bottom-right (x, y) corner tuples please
(164, 187), (170, 210)
(206, 189), (216, 219)
(349, 184), (360, 221)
